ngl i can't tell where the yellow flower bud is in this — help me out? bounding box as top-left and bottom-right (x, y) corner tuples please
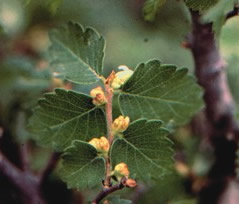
(125, 178), (137, 188)
(114, 162), (130, 178)
(112, 115), (130, 133)
(88, 136), (110, 153)
(90, 86), (107, 106)
(111, 65), (133, 89)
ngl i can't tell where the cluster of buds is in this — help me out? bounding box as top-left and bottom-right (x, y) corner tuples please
(88, 136), (110, 156)
(90, 86), (107, 106)
(112, 115), (130, 133)
(111, 65), (133, 89)
(111, 162), (137, 188)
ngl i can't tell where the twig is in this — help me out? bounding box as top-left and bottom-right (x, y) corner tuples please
(0, 151), (25, 189)
(226, 6), (239, 20)
(0, 151), (45, 204)
(104, 83), (114, 188)
(92, 177), (127, 204)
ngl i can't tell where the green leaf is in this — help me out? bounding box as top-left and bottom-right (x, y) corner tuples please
(185, 0), (218, 12)
(28, 88), (106, 151)
(118, 60), (203, 125)
(49, 22), (105, 84)
(59, 140), (105, 189)
(202, 0), (236, 37)
(143, 0), (167, 21)
(110, 119), (173, 181)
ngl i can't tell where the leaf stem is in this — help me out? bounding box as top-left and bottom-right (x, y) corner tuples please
(104, 83), (113, 188)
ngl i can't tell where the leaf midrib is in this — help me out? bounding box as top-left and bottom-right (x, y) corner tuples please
(49, 106), (98, 129)
(53, 37), (100, 78)
(120, 92), (194, 106)
(121, 138), (164, 171)
(65, 157), (103, 178)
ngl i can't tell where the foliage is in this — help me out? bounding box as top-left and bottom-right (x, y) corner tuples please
(49, 22), (105, 84)
(111, 119), (173, 180)
(119, 60), (203, 125)
(28, 88), (106, 151)
(27, 21), (203, 202)
(59, 140), (105, 189)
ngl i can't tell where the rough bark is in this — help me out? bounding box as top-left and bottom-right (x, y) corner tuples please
(190, 11), (239, 204)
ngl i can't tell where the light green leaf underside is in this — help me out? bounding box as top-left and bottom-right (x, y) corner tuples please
(202, 0), (237, 37)
(49, 21), (105, 84)
(28, 88), (106, 151)
(185, 0), (218, 12)
(119, 60), (204, 125)
(59, 140), (105, 189)
(143, 0), (167, 21)
(111, 119), (173, 181)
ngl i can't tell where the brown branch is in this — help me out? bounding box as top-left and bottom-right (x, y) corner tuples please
(189, 10), (239, 203)
(92, 177), (127, 204)
(0, 151), (45, 204)
(226, 6), (239, 20)
(19, 142), (30, 171)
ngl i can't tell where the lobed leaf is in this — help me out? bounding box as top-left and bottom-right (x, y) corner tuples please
(28, 88), (106, 151)
(119, 60), (204, 125)
(110, 119), (173, 181)
(49, 22), (105, 84)
(59, 140), (105, 189)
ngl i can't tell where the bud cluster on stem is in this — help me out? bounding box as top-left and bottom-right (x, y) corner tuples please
(91, 71), (136, 203)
